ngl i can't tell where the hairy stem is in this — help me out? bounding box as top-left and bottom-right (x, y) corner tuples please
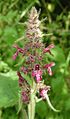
(28, 81), (36, 119)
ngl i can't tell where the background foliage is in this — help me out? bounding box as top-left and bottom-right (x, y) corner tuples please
(0, 0), (70, 119)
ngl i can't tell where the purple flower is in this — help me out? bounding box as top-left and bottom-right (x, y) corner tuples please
(40, 86), (60, 112)
(43, 44), (54, 55)
(35, 64), (39, 70)
(13, 45), (25, 53)
(40, 86), (50, 99)
(44, 62), (55, 76)
(13, 45), (26, 60)
(32, 64), (42, 83)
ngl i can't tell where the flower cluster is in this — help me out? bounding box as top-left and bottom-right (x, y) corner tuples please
(13, 7), (59, 112)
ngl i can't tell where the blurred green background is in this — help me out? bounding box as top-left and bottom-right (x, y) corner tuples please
(0, 0), (70, 119)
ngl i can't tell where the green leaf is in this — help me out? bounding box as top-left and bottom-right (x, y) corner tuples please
(0, 61), (10, 73)
(0, 71), (19, 108)
(4, 26), (18, 45)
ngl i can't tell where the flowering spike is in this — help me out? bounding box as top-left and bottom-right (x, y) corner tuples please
(13, 7), (60, 117)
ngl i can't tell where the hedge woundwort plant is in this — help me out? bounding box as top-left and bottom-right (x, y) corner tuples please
(13, 7), (60, 119)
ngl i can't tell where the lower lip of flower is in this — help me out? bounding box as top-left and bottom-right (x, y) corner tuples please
(36, 75), (42, 83)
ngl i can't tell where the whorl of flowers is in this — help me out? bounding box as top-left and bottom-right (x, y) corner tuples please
(13, 7), (59, 112)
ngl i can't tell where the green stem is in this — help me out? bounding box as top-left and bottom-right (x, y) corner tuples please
(28, 81), (36, 119)
(45, 94), (60, 112)
(28, 94), (35, 119)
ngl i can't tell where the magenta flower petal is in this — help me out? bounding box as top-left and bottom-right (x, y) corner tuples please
(44, 62), (55, 76)
(13, 51), (18, 60)
(32, 70), (36, 77)
(44, 62), (55, 68)
(35, 70), (42, 82)
(36, 74), (42, 83)
(43, 44), (55, 54)
(13, 45), (25, 54)
(47, 67), (52, 76)
(40, 86), (50, 99)
(32, 69), (42, 83)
